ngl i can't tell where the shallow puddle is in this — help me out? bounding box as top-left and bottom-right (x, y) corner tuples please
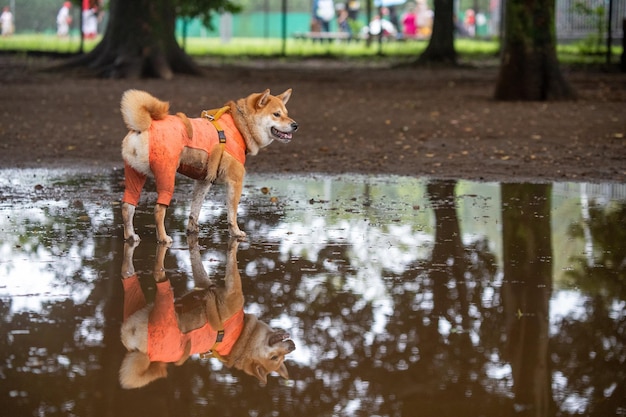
(1, 169), (625, 416)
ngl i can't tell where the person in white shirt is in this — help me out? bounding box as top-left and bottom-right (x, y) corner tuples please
(1, 6), (14, 37)
(57, 2), (72, 37)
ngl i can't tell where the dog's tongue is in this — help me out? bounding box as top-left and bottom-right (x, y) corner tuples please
(269, 331), (291, 345)
(277, 131), (292, 140)
(272, 127), (292, 141)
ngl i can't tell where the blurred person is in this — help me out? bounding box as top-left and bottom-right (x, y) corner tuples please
(416, 0), (432, 37)
(1, 6), (13, 36)
(347, 0), (360, 20)
(464, 8), (475, 37)
(337, 6), (351, 37)
(57, 1), (72, 37)
(401, 3), (418, 39)
(362, 13), (396, 41)
(82, 0), (99, 39)
(313, 0), (335, 32)
(387, 5), (400, 34)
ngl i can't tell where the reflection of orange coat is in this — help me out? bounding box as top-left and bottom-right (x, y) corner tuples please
(123, 114), (246, 207)
(123, 277), (244, 362)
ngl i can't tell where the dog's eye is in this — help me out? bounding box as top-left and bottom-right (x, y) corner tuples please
(271, 355), (279, 361)
(273, 112), (280, 117)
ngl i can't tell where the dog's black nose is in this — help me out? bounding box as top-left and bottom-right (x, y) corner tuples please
(291, 122), (299, 132)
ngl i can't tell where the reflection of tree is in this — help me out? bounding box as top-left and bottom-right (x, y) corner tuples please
(552, 201), (626, 416)
(567, 202), (626, 296)
(501, 183), (554, 417)
(387, 179), (505, 416)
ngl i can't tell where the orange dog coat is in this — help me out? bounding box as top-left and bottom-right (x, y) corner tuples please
(123, 113), (246, 207)
(123, 276), (244, 362)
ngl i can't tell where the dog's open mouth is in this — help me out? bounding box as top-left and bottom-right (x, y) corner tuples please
(271, 127), (293, 143)
(269, 331), (296, 351)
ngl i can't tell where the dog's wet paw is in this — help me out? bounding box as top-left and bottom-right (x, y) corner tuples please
(157, 235), (173, 245)
(125, 233), (141, 243)
(230, 229), (247, 238)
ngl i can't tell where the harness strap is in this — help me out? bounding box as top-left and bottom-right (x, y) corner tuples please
(200, 105), (231, 182)
(199, 329), (226, 362)
(201, 106), (231, 144)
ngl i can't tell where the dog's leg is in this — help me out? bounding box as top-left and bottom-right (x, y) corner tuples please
(122, 163), (147, 241)
(225, 237), (243, 295)
(187, 181), (212, 235)
(121, 240), (147, 321)
(154, 203), (172, 244)
(122, 203), (140, 242)
(153, 240), (170, 283)
(226, 176), (246, 238)
(188, 233), (213, 287)
(121, 240), (139, 279)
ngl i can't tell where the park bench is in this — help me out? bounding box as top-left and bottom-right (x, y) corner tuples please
(293, 31), (352, 42)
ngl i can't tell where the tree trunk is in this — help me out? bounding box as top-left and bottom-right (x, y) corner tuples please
(494, 0), (575, 100)
(417, 0), (457, 65)
(67, 0), (202, 79)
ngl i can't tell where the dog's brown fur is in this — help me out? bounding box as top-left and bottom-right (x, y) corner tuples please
(119, 237), (296, 389)
(120, 89), (297, 243)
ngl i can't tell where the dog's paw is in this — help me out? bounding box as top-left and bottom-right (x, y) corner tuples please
(230, 228), (247, 238)
(125, 233), (141, 243)
(157, 235), (173, 245)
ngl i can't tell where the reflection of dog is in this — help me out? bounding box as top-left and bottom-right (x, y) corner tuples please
(120, 89), (298, 243)
(119, 237), (296, 389)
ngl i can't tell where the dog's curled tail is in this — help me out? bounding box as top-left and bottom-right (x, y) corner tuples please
(121, 89), (170, 132)
(119, 351), (168, 389)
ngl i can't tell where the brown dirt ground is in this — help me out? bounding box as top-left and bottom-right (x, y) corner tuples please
(1, 54), (625, 183)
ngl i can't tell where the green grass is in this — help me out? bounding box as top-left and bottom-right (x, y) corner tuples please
(0, 33), (621, 65)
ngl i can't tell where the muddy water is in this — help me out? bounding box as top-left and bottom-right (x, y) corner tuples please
(0, 169), (625, 417)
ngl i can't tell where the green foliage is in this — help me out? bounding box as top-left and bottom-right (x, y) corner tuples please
(176, 0), (242, 30)
(572, 0), (607, 55)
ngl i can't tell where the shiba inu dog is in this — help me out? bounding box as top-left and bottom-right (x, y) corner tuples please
(119, 236), (296, 389)
(120, 89), (298, 243)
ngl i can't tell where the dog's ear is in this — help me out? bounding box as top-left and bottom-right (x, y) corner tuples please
(277, 89), (292, 105)
(253, 364), (268, 385)
(256, 89), (271, 108)
(276, 362), (290, 380)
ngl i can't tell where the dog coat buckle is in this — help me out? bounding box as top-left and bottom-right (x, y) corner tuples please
(216, 329), (225, 343)
(202, 106), (230, 144)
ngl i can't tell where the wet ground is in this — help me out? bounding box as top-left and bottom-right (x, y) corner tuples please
(1, 169), (625, 417)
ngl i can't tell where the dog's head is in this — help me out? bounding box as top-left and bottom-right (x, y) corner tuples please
(233, 89), (298, 155)
(230, 315), (296, 385)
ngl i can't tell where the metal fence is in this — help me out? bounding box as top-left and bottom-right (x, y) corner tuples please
(556, 0), (626, 41)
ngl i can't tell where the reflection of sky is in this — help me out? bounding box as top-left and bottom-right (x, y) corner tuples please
(0, 169), (116, 316)
(0, 204), (98, 315)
